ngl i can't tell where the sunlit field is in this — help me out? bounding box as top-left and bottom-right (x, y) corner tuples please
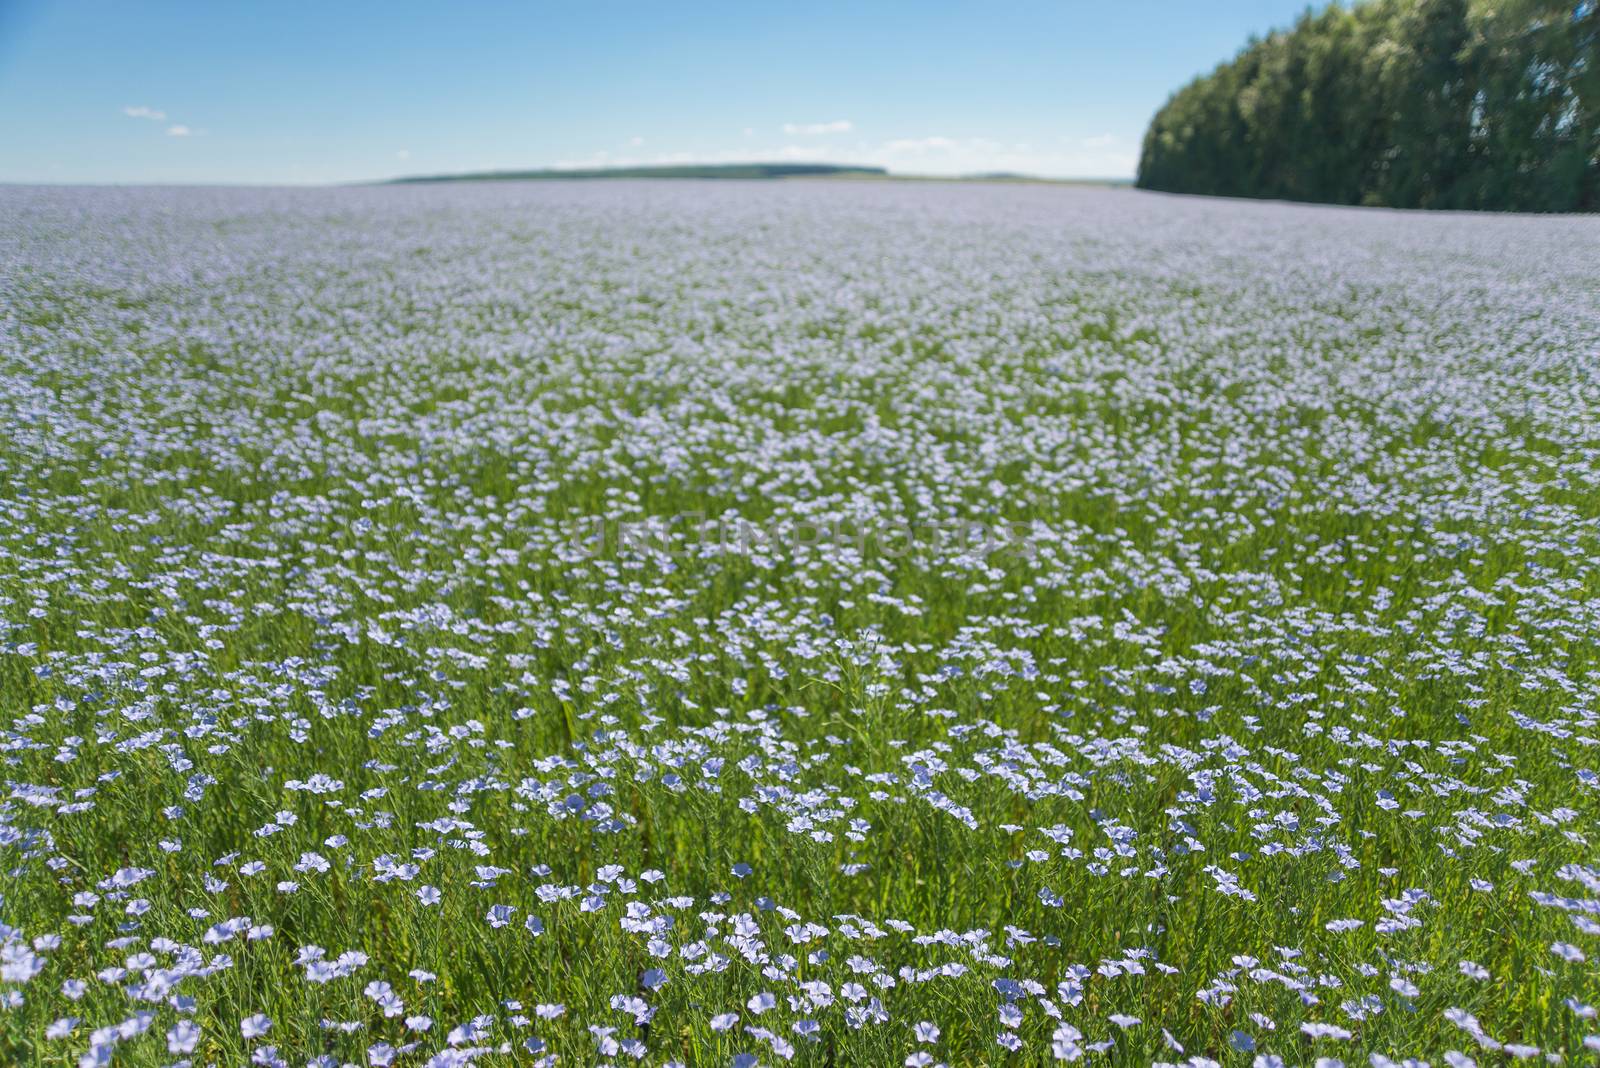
(2, 182), (1598, 1067)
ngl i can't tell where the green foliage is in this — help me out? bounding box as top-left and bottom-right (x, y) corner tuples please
(1137, 0), (1600, 211)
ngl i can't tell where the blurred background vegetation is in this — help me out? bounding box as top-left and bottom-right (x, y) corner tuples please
(1137, 0), (1598, 211)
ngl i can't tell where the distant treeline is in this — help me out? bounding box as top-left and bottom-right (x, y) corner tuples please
(1137, 0), (1598, 211)
(390, 163), (887, 183)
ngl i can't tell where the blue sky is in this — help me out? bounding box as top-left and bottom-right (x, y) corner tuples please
(0, 1), (1319, 185)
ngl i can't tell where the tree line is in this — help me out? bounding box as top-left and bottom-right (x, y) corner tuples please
(1137, 0), (1598, 211)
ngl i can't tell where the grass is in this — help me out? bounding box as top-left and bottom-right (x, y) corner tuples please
(0, 180), (1596, 1066)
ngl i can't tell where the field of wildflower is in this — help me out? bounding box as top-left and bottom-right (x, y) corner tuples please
(1, 181), (1597, 1067)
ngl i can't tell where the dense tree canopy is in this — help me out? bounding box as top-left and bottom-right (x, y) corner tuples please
(1137, 0), (1599, 211)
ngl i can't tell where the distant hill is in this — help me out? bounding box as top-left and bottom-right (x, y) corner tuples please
(388, 163), (888, 184)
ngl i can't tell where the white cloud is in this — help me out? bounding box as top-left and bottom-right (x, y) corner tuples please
(124, 104), (206, 138)
(628, 136), (644, 147)
(881, 136), (959, 155)
(537, 127), (1138, 180)
(396, 149), (411, 160)
(782, 120), (853, 136)
(550, 151), (614, 169)
(844, 133), (1135, 177)
(1081, 133), (1116, 149)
